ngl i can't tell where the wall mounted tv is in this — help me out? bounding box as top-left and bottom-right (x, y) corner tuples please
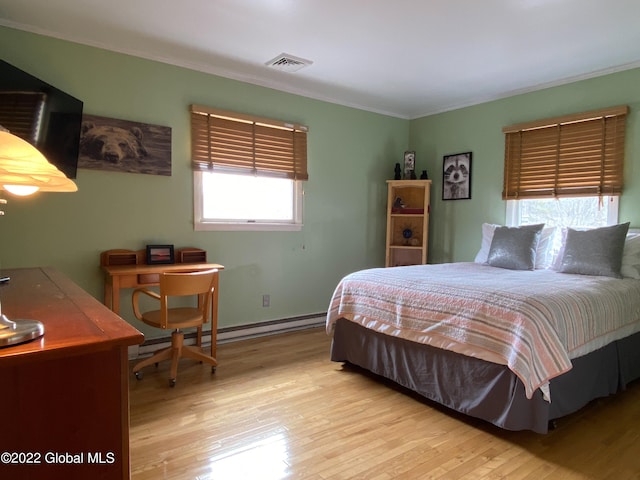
(0, 59), (84, 179)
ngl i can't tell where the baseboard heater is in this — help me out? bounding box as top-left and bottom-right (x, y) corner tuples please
(130, 312), (326, 359)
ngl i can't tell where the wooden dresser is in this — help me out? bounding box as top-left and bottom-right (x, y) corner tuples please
(0, 267), (143, 480)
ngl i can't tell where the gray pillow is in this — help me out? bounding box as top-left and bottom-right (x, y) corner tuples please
(559, 222), (630, 278)
(487, 224), (544, 270)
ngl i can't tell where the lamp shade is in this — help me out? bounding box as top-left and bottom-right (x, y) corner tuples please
(0, 129), (77, 194)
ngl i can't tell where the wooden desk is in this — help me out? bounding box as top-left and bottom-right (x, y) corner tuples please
(101, 262), (224, 357)
(0, 267), (144, 480)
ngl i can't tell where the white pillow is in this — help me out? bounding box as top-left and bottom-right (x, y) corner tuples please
(552, 227), (569, 271)
(621, 232), (640, 279)
(475, 223), (556, 269)
(474, 223), (499, 263)
(535, 226), (557, 269)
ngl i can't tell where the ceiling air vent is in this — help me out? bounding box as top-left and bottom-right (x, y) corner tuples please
(265, 53), (313, 73)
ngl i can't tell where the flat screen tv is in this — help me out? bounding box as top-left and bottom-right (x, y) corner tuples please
(0, 59), (83, 179)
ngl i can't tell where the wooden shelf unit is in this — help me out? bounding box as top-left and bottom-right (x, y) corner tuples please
(385, 180), (431, 267)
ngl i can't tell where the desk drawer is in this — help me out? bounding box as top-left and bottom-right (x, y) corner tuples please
(138, 274), (160, 284)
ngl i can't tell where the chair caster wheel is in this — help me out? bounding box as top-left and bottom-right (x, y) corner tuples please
(135, 371), (143, 380)
(169, 378), (176, 388)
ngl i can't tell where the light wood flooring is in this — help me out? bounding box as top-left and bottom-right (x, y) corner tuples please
(129, 327), (640, 479)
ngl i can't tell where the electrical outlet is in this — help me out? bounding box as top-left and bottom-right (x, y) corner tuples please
(262, 294), (270, 307)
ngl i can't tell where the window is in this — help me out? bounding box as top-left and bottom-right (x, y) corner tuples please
(506, 196), (618, 228)
(503, 105), (627, 229)
(190, 105), (308, 231)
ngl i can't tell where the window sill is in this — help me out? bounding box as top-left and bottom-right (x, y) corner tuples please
(195, 221), (303, 232)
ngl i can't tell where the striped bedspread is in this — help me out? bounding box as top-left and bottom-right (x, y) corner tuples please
(326, 262), (640, 400)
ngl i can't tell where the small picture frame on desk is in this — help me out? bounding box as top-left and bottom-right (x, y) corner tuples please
(146, 244), (175, 264)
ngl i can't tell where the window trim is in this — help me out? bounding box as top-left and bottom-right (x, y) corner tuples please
(190, 104), (308, 232)
(193, 171), (304, 232)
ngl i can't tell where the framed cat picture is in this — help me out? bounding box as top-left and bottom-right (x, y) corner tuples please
(442, 152), (472, 200)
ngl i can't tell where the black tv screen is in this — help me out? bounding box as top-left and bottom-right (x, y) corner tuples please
(0, 59), (83, 179)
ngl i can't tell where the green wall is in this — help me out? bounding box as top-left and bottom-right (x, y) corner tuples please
(3, 26), (640, 340)
(0, 27), (409, 338)
(410, 68), (640, 264)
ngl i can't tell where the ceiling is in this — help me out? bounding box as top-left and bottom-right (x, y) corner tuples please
(2, 0), (640, 119)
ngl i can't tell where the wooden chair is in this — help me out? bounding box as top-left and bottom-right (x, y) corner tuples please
(131, 269), (218, 387)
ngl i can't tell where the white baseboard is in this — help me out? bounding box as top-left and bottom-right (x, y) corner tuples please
(128, 313), (326, 360)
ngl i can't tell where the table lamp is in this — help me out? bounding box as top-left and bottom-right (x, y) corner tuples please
(0, 125), (77, 347)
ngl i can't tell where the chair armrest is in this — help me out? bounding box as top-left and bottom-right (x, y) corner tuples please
(132, 287), (161, 320)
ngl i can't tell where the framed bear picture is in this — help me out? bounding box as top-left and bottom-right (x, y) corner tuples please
(78, 114), (172, 176)
(442, 152), (472, 200)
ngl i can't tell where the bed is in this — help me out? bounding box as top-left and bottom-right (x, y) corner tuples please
(326, 223), (640, 433)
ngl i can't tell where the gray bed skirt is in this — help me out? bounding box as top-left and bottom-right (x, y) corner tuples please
(330, 318), (640, 434)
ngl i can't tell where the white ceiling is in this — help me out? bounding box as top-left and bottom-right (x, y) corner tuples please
(2, 0), (640, 119)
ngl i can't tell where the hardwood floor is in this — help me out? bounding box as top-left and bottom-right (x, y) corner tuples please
(129, 327), (640, 479)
